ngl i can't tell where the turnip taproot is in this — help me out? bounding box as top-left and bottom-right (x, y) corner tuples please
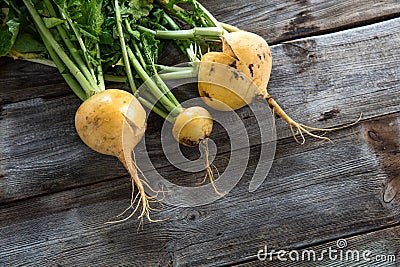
(198, 52), (260, 111)
(75, 89), (155, 221)
(199, 32), (360, 143)
(75, 89), (146, 157)
(172, 106), (213, 147)
(172, 106), (217, 192)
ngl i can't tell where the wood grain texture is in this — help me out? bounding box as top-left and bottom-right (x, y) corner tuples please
(203, 0), (400, 44)
(269, 16), (400, 140)
(234, 226), (400, 266)
(0, 57), (70, 104)
(1, 17), (400, 203)
(1, 114), (399, 266)
(0, 96), (128, 204)
(363, 114), (400, 204)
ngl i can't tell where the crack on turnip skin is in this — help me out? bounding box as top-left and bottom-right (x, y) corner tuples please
(248, 63), (254, 77)
(209, 65), (215, 75)
(229, 60), (237, 69)
(232, 70), (239, 80)
(202, 90), (214, 101)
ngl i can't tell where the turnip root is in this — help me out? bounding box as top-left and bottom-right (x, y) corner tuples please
(198, 32), (271, 111)
(221, 32), (272, 94)
(171, 106), (219, 192)
(75, 89), (152, 221)
(199, 32), (359, 143)
(198, 52), (260, 111)
(172, 106), (213, 147)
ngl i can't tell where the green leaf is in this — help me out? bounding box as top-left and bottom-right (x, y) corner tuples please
(14, 32), (46, 53)
(141, 31), (160, 70)
(55, 0), (104, 37)
(79, 27), (99, 41)
(43, 17), (65, 28)
(129, 29), (140, 39)
(164, 0), (208, 27)
(0, 18), (19, 56)
(121, 0), (152, 23)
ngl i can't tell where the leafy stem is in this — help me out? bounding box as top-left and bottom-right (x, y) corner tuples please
(114, 0), (136, 93)
(22, 0), (98, 97)
(43, 0), (98, 90)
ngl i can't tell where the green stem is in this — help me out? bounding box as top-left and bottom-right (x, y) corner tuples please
(137, 97), (174, 123)
(153, 73), (180, 107)
(124, 21), (148, 69)
(126, 23), (164, 104)
(33, 10), (86, 100)
(59, 7), (98, 87)
(96, 43), (105, 91)
(158, 0), (222, 29)
(130, 40), (181, 107)
(114, 0), (136, 93)
(158, 69), (197, 80)
(135, 25), (156, 35)
(132, 43), (147, 70)
(155, 64), (193, 72)
(196, 2), (223, 29)
(136, 25), (223, 40)
(126, 47), (182, 116)
(6, 0), (22, 15)
(47, 55), (86, 101)
(163, 12), (179, 30)
(136, 86), (167, 112)
(159, 13), (197, 61)
(220, 22), (242, 32)
(23, 0), (95, 97)
(104, 74), (127, 83)
(43, 0), (97, 90)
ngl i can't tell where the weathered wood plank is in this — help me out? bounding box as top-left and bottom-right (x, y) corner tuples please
(0, 57), (70, 104)
(2, 17), (400, 203)
(363, 115), (400, 204)
(268, 16), (400, 139)
(234, 226), (400, 266)
(0, 96), (128, 203)
(0, 114), (399, 266)
(203, 0), (400, 44)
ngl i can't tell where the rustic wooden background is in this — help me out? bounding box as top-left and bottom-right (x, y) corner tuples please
(1, 1), (400, 266)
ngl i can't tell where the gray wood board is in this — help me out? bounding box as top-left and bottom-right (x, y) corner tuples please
(1, 114), (399, 266)
(0, 57), (71, 104)
(1, 18), (400, 203)
(234, 226), (400, 266)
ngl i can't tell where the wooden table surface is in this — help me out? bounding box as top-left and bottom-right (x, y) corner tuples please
(1, 1), (400, 266)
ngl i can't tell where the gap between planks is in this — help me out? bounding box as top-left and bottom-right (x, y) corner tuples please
(268, 12), (400, 45)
